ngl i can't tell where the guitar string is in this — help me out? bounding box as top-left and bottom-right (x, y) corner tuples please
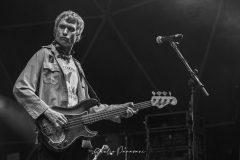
(42, 97), (174, 130)
(41, 98), (174, 133)
(66, 98), (174, 125)
(81, 101), (152, 124)
(41, 101), (152, 132)
(68, 97), (174, 123)
(41, 99), (173, 133)
(63, 101), (151, 125)
(41, 101), (153, 133)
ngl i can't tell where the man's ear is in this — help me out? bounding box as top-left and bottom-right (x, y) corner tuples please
(53, 29), (57, 39)
(76, 35), (81, 42)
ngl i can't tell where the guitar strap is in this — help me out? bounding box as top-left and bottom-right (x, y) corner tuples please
(73, 58), (101, 106)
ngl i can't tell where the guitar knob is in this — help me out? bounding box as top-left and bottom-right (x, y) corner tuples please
(64, 140), (68, 146)
(157, 91), (162, 95)
(57, 143), (62, 147)
(48, 140), (53, 145)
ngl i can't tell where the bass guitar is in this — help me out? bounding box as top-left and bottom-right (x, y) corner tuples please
(36, 91), (177, 151)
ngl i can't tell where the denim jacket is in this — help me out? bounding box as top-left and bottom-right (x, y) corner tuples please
(13, 43), (120, 148)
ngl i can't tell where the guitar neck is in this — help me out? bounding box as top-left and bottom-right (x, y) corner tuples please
(82, 101), (152, 124)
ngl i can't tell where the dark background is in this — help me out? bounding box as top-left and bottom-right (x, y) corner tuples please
(0, 0), (240, 159)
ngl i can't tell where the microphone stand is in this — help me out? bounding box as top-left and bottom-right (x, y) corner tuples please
(124, 132), (128, 160)
(168, 41), (209, 160)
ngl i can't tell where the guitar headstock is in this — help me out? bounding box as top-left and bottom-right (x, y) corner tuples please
(151, 91), (177, 109)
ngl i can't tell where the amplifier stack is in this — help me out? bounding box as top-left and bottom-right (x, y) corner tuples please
(145, 111), (205, 160)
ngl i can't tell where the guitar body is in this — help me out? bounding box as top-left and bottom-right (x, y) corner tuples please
(36, 99), (99, 151)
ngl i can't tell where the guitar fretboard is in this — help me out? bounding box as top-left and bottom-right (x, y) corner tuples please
(82, 101), (152, 124)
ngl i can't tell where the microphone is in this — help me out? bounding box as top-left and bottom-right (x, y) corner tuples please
(93, 145), (109, 160)
(156, 34), (183, 44)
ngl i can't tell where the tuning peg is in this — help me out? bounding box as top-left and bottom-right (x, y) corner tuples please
(157, 91), (162, 95)
(152, 91), (156, 95)
(169, 92), (171, 96)
(170, 97), (178, 106)
(163, 91), (167, 96)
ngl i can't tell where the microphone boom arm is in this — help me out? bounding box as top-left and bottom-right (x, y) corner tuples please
(169, 41), (209, 97)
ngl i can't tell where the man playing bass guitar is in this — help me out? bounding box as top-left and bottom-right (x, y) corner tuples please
(13, 10), (137, 160)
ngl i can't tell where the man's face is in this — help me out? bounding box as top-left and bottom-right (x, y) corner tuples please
(55, 17), (80, 47)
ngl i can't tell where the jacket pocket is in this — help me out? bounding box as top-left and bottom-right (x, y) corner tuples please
(42, 62), (61, 85)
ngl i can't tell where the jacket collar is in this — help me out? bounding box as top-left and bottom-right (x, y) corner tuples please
(52, 40), (75, 56)
(43, 41), (75, 61)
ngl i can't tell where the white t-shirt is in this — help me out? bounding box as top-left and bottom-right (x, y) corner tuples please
(58, 58), (79, 107)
